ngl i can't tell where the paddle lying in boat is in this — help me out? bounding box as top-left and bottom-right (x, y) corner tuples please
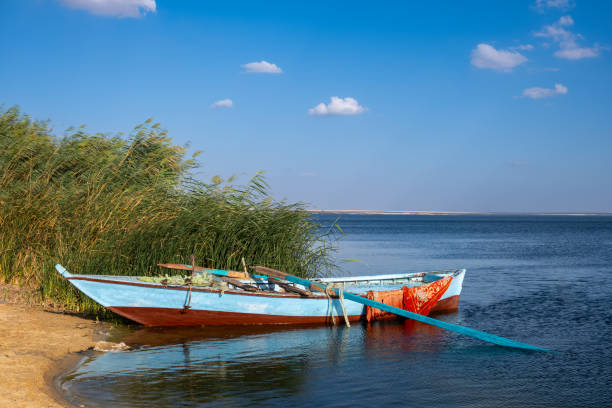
(158, 263), (268, 280)
(253, 266), (552, 352)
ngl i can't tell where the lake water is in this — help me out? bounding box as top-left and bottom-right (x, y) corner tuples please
(59, 215), (612, 407)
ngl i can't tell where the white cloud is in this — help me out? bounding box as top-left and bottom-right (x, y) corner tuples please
(535, 0), (574, 11)
(241, 61), (282, 74)
(470, 43), (528, 72)
(558, 15), (574, 26)
(535, 16), (600, 60)
(211, 99), (233, 109)
(535, 17), (574, 42)
(516, 44), (535, 51)
(60, 0), (156, 18)
(308, 97), (366, 116)
(554, 46), (599, 59)
(522, 83), (568, 99)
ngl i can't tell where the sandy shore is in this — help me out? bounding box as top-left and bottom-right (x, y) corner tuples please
(0, 294), (106, 407)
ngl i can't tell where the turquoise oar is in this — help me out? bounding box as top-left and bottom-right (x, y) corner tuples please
(254, 266), (551, 352)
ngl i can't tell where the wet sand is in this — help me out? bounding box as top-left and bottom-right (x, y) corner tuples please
(0, 299), (106, 407)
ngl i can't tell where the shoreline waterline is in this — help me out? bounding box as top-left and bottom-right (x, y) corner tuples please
(0, 301), (108, 407)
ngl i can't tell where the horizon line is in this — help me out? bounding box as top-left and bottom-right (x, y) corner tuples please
(308, 210), (612, 216)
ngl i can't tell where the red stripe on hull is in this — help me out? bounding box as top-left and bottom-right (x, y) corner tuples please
(109, 306), (364, 327)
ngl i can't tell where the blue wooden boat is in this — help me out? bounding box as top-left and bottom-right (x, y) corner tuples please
(55, 264), (465, 327)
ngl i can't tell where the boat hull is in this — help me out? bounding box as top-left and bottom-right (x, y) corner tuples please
(430, 295), (459, 313)
(109, 306), (363, 326)
(109, 299), (460, 326)
(56, 265), (465, 327)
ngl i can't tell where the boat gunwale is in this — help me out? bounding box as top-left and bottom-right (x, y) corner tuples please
(65, 269), (464, 300)
(66, 276), (326, 299)
(319, 269), (462, 283)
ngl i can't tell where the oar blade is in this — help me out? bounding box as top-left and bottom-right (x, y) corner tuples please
(342, 292), (551, 352)
(253, 266), (552, 352)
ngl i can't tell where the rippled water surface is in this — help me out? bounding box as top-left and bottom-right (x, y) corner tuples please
(60, 215), (612, 407)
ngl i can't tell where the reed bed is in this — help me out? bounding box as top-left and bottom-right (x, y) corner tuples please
(0, 106), (336, 316)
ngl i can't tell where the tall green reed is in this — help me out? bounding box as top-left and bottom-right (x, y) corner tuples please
(0, 106), (337, 315)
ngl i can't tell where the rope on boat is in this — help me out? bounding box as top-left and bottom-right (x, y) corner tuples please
(183, 255), (196, 312)
(183, 279), (193, 312)
(338, 287), (350, 327)
(325, 288), (337, 326)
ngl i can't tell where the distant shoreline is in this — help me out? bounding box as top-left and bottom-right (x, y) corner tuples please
(310, 210), (612, 216)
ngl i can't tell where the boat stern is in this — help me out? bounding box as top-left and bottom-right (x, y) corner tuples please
(55, 264), (73, 278)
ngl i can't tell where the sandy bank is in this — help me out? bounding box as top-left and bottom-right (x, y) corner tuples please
(0, 296), (106, 407)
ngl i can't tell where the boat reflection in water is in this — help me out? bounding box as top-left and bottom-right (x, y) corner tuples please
(59, 320), (451, 408)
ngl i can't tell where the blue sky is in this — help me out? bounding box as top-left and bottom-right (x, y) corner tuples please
(1, 0), (611, 212)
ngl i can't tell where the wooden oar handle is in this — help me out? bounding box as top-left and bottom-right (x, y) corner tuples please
(253, 266), (287, 279)
(267, 277), (312, 296)
(253, 266), (326, 293)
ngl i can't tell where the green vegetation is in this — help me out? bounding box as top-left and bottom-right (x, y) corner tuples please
(0, 106), (336, 315)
